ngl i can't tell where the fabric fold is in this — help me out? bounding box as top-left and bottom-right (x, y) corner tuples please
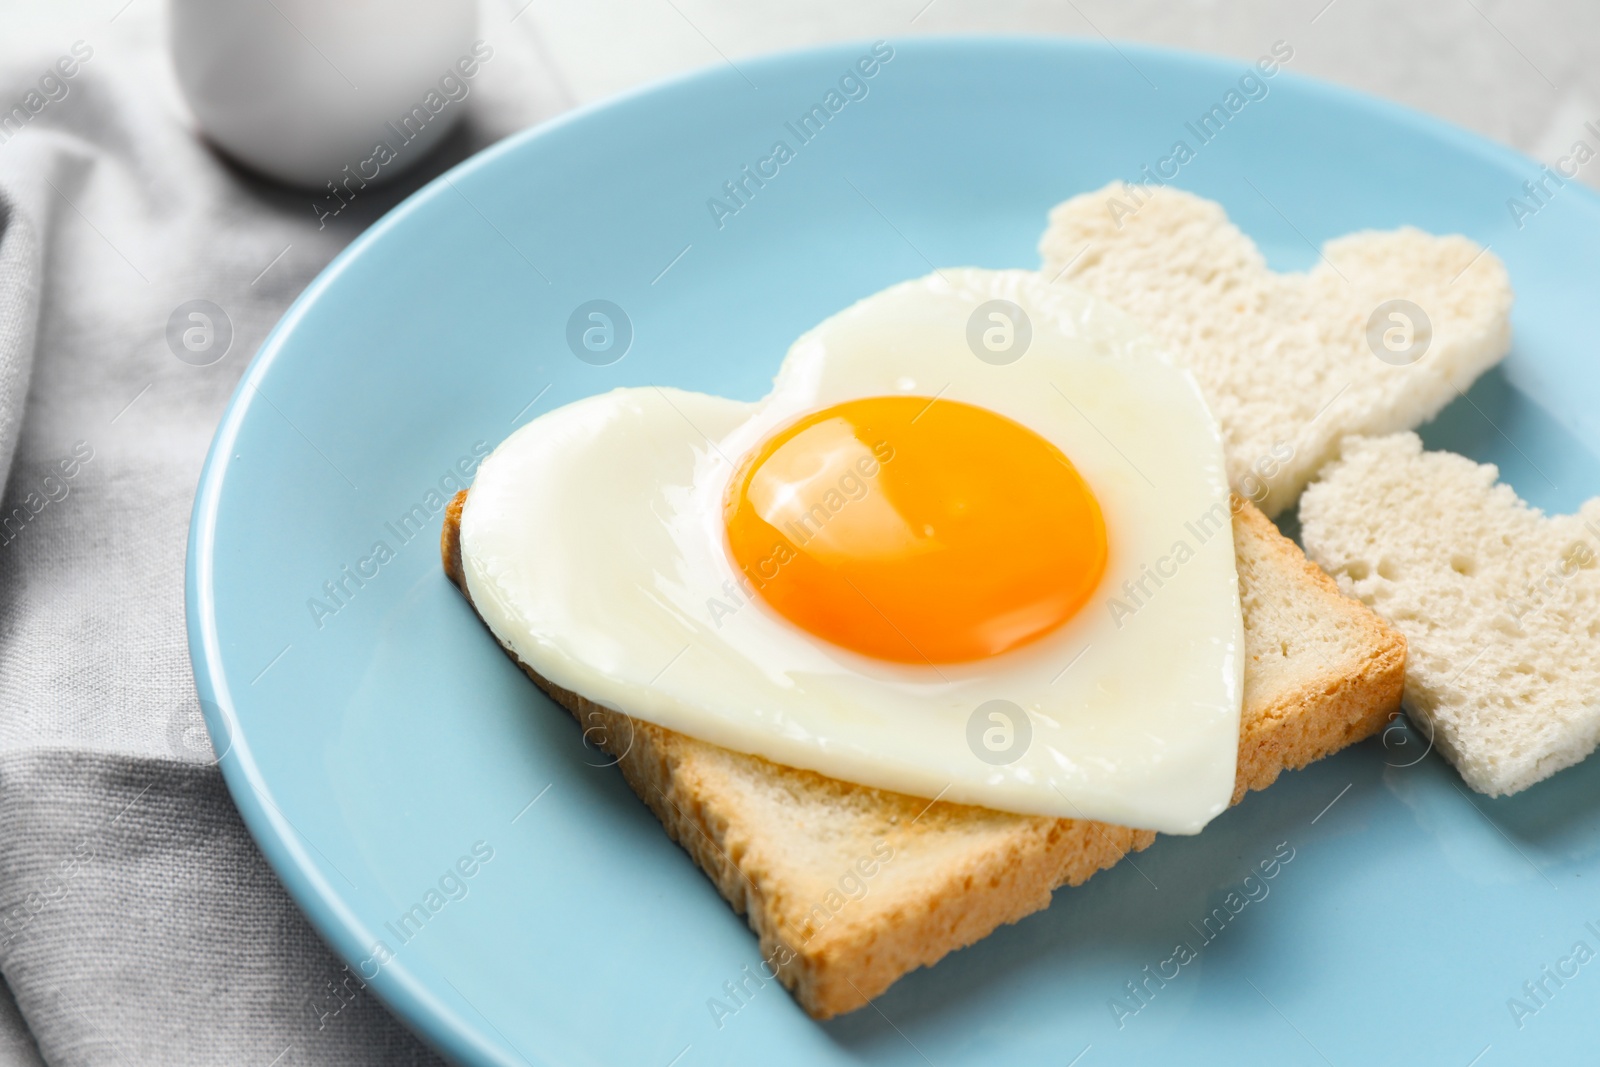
(0, 8), (569, 1062)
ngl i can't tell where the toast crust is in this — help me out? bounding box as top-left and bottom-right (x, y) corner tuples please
(442, 490), (1404, 1017)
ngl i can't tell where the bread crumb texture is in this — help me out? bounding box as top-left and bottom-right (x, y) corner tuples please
(1039, 182), (1512, 517)
(1301, 432), (1600, 796)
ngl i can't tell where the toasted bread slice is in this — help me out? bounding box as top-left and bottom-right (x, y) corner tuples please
(443, 490), (1403, 1018)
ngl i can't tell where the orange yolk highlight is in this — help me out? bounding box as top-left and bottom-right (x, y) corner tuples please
(723, 396), (1108, 664)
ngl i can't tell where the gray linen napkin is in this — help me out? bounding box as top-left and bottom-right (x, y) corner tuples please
(0, 8), (567, 1064)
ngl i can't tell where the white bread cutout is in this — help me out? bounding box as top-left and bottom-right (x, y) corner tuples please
(1301, 432), (1600, 795)
(1039, 182), (1513, 517)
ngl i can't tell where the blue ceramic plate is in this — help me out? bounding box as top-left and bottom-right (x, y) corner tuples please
(188, 38), (1600, 1067)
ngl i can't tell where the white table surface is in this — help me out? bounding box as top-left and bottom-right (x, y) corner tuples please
(9, 0), (1600, 184)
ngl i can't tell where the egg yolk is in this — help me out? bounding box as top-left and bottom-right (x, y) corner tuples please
(723, 396), (1107, 664)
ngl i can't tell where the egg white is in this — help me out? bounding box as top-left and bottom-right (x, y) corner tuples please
(460, 269), (1243, 833)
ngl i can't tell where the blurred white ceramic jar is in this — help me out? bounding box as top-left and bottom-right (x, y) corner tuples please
(170, 0), (480, 189)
